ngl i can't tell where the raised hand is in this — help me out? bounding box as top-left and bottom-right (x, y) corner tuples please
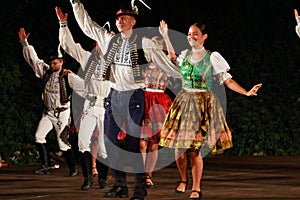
(55, 6), (68, 22)
(295, 9), (299, 18)
(159, 20), (169, 37)
(18, 28), (30, 41)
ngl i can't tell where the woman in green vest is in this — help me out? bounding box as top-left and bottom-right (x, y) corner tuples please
(159, 20), (262, 200)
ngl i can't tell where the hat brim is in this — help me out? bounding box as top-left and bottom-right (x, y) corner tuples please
(46, 56), (64, 63)
(115, 13), (137, 18)
(115, 9), (137, 18)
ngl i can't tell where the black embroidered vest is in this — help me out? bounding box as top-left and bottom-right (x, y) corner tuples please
(42, 69), (72, 105)
(101, 32), (148, 83)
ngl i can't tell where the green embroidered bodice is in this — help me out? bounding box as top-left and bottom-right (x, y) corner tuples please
(181, 50), (213, 90)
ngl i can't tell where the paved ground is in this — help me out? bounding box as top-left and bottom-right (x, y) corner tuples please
(0, 155), (300, 200)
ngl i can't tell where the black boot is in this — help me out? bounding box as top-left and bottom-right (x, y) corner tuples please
(80, 151), (93, 190)
(103, 185), (128, 198)
(130, 173), (147, 200)
(96, 157), (109, 189)
(64, 149), (79, 177)
(130, 185), (147, 200)
(35, 143), (51, 175)
(103, 170), (128, 198)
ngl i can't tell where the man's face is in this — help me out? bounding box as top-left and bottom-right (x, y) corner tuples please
(115, 15), (136, 32)
(49, 59), (63, 72)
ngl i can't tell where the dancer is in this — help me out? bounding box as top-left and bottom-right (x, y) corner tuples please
(68, 1), (178, 199)
(295, 9), (300, 38)
(18, 27), (79, 177)
(69, 0), (147, 198)
(158, 20), (262, 200)
(56, 6), (113, 190)
(140, 36), (176, 188)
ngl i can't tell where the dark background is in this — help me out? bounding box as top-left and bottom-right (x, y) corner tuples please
(1, 0), (300, 165)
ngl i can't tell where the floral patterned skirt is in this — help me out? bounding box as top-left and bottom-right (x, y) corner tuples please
(159, 89), (233, 155)
(141, 90), (173, 141)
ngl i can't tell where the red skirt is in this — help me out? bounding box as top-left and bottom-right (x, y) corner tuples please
(141, 91), (173, 141)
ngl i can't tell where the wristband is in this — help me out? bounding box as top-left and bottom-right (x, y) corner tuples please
(71, 0), (80, 4)
(297, 16), (300, 24)
(20, 39), (29, 47)
(60, 21), (68, 28)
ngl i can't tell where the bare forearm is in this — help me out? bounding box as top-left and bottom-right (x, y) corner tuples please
(224, 78), (248, 96)
(162, 34), (176, 61)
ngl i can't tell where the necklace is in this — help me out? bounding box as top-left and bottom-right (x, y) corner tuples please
(190, 49), (206, 64)
(192, 47), (205, 53)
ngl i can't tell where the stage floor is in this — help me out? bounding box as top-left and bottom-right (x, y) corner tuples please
(1, 155), (300, 200)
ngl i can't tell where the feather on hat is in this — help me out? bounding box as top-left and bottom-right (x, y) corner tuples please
(115, 0), (151, 18)
(46, 44), (64, 63)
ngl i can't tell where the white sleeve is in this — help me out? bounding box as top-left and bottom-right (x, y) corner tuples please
(22, 44), (49, 78)
(142, 37), (181, 78)
(210, 51), (232, 84)
(176, 49), (188, 67)
(71, 1), (112, 54)
(296, 17), (300, 38)
(68, 73), (86, 97)
(59, 23), (90, 70)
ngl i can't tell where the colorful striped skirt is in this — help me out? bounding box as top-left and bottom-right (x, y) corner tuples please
(159, 88), (233, 155)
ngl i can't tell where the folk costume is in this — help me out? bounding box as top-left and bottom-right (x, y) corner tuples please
(20, 41), (78, 176)
(141, 65), (173, 141)
(70, 1), (147, 198)
(70, 0), (178, 199)
(140, 37), (181, 142)
(59, 21), (112, 190)
(159, 49), (233, 156)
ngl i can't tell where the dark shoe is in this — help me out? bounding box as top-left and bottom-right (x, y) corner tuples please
(98, 178), (108, 189)
(103, 185), (128, 198)
(189, 190), (202, 200)
(69, 167), (79, 177)
(81, 177), (93, 190)
(130, 185), (147, 200)
(144, 175), (155, 189)
(34, 165), (51, 175)
(174, 180), (188, 196)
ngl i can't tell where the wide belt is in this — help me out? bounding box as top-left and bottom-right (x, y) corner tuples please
(44, 107), (69, 119)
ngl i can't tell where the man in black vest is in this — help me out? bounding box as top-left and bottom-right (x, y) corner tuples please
(18, 27), (78, 177)
(70, 0), (150, 199)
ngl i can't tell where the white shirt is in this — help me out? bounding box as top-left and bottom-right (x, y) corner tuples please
(72, 2), (145, 91)
(59, 23), (112, 96)
(22, 45), (70, 109)
(296, 16), (300, 38)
